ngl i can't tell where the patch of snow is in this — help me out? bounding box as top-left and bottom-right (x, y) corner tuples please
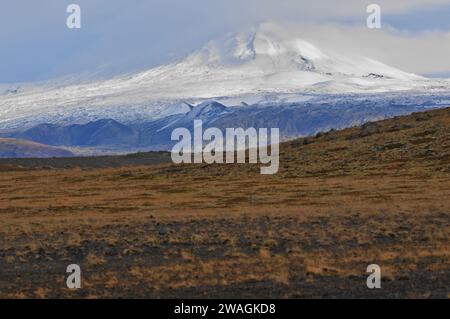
(0, 22), (449, 130)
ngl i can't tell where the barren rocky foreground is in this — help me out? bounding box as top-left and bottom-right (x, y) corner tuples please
(0, 108), (449, 298)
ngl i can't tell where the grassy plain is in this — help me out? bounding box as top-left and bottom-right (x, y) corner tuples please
(0, 108), (449, 298)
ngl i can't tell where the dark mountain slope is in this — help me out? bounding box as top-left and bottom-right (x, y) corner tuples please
(14, 119), (139, 147)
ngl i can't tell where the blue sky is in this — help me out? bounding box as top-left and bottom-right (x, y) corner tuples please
(1, 0), (450, 83)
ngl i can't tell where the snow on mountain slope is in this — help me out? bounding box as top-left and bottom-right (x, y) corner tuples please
(0, 22), (447, 130)
(182, 23), (420, 80)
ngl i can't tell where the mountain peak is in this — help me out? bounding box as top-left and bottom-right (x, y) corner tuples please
(181, 22), (419, 80)
(184, 23), (323, 67)
(0, 22), (435, 131)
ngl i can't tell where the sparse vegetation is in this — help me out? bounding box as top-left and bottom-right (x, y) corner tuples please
(0, 108), (449, 298)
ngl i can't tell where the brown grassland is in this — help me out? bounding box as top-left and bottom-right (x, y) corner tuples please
(0, 107), (449, 298)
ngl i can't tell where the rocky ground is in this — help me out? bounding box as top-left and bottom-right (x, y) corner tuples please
(0, 108), (449, 298)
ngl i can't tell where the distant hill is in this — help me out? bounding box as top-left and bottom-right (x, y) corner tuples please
(1, 107), (449, 172)
(7, 101), (433, 152)
(0, 138), (73, 158)
(14, 119), (139, 147)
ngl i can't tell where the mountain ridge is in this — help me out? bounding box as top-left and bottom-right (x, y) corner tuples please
(1, 22), (447, 131)
(4, 99), (440, 154)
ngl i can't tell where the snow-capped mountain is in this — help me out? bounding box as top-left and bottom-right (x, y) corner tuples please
(180, 23), (421, 81)
(0, 22), (449, 131)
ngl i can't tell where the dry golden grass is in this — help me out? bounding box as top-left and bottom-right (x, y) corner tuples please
(0, 108), (449, 298)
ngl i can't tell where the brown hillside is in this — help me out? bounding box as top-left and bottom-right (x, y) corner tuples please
(0, 108), (449, 298)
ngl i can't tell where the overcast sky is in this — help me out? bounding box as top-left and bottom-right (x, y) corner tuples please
(1, 0), (450, 83)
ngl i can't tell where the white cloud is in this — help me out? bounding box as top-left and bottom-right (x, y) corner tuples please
(280, 23), (450, 75)
(236, 0), (450, 19)
(2, 0), (450, 82)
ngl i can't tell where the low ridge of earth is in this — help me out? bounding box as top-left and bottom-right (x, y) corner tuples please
(0, 138), (73, 159)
